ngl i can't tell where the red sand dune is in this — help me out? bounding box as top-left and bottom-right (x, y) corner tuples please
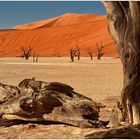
(0, 13), (117, 57)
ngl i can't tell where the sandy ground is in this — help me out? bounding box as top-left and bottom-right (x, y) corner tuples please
(0, 57), (123, 138)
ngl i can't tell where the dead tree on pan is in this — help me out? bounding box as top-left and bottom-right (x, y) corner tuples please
(33, 52), (35, 63)
(76, 45), (80, 60)
(70, 48), (77, 62)
(36, 55), (39, 62)
(21, 45), (32, 60)
(87, 48), (93, 60)
(33, 52), (39, 63)
(96, 43), (104, 60)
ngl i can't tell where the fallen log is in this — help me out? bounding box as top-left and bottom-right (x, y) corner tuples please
(0, 77), (105, 128)
(85, 124), (140, 139)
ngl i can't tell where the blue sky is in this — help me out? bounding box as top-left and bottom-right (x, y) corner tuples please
(0, 1), (106, 29)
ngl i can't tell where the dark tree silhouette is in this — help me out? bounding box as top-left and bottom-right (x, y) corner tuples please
(76, 46), (80, 60)
(70, 48), (76, 62)
(103, 1), (140, 125)
(33, 52), (39, 63)
(87, 48), (93, 60)
(96, 43), (104, 60)
(56, 52), (61, 57)
(36, 55), (39, 62)
(21, 45), (32, 60)
(33, 52), (35, 62)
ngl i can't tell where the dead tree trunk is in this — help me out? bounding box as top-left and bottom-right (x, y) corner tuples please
(33, 52), (39, 63)
(33, 52), (35, 63)
(96, 43), (104, 60)
(76, 46), (80, 60)
(103, 1), (140, 124)
(70, 48), (76, 62)
(87, 48), (93, 60)
(36, 55), (39, 62)
(21, 46), (32, 60)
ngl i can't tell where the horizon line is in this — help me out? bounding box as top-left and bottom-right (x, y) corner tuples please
(2, 12), (106, 30)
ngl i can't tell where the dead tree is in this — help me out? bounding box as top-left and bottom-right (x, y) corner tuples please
(21, 45), (32, 60)
(70, 48), (76, 62)
(33, 52), (39, 63)
(103, 1), (140, 125)
(33, 52), (35, 63)
(87, 48), (93, 60)
(96, 43), (104, 60)
(76, 46), (80, 60)
(36, 55), (39, 62)
(56, 52), (61, 57)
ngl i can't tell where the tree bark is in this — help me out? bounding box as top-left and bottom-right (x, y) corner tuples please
(103, 1), (140, 124)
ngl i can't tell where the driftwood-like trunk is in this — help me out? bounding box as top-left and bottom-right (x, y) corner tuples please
(0, 78), (105, 128)
(85, 124), (140, 139)
(103, 1), (140, 125)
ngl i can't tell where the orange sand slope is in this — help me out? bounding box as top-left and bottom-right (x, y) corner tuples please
(0, 13), (117, 57)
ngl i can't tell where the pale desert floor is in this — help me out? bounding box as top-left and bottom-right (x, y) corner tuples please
(0, 57), (123, 138)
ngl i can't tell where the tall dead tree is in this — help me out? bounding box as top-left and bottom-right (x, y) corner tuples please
(70, 48), (76, 62)
(76, 46), (80, 60)
(103, 1), (140, 125)
(21, 45), (32, 60)
(87, 48), (93, 60)
(35, 54), (39, 62)
(33, 52), (35, 63)
(33, 52), (39, 63)
(96, 43), (104, 60)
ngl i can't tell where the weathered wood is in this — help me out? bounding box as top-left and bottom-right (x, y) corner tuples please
(103, 1), (140, 125)
(107, 102), (123, 128)
(0, 78), (105, 128)
(0, 83), (20, 104)
(85, 124), (140, 139)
